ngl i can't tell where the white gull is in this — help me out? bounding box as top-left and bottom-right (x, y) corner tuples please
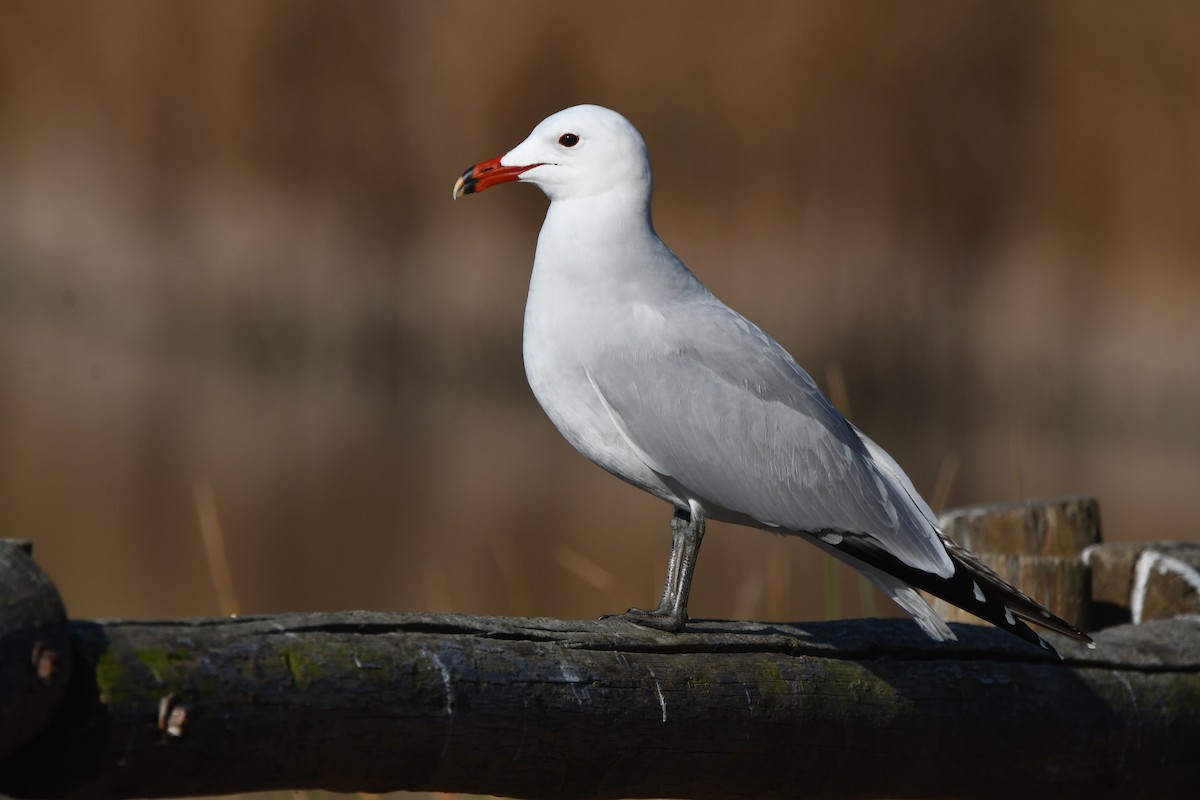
(453, 104), (1091, 653)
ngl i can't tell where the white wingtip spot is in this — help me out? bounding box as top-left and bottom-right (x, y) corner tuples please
(1004, 608), (1016, 625)
(972, 581), (985, 603)
(819, 532), (843, 545)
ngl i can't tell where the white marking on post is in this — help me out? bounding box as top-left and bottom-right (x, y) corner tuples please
(1132, 549), (1200, 624)
(560, 662), (586, 706)
(648, 667), (668, 723)
(428, 651), (454, 712)
(424, 647), (455, 759)
(1114, 671), (1139, 770)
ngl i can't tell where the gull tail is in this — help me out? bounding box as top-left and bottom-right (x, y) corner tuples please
(935, 532), (1095, 653)
(862, 569), (957, 642)
(842, 423), (1093, 653)
(818, 530), (1093, 655)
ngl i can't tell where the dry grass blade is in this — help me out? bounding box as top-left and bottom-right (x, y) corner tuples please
(766, 538), (791, 619)
(930, 453), (961, 514)
(489, 534), (535, 616)
(1009, 422), (1026, 500)
(193, 479), (240, 617)
(552, 544), (615, 594)
(421, 562), (453, 613)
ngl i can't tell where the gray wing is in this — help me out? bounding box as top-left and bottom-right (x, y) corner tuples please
(588, 300), (953, 578)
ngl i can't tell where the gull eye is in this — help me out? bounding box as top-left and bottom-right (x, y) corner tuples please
(558, 133), (579, 147)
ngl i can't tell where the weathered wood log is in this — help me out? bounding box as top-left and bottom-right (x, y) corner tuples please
(929, 496), (1101, 629)
(0, 539), (72, 758)
(1085, 542), (1200, 628)
(2, 611), (1197, 800)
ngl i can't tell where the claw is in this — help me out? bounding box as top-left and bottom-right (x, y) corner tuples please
(601, 607), (686, 632)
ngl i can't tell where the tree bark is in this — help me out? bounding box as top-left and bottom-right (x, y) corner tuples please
(2, 611), (1197, 800)
(0, 539), (72, 757)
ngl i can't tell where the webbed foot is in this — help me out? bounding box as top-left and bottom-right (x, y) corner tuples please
(600, 606), (686, 632)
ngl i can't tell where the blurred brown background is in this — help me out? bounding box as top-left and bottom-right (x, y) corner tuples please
(2, 0), (1197, 628)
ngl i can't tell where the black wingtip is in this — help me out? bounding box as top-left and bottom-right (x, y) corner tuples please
(939, 539), (1094, 651)
(821, 530), (1094, 652)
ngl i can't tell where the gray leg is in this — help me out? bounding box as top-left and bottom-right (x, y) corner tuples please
(654, 509), (688, 611)
(603, 507), (706, 632)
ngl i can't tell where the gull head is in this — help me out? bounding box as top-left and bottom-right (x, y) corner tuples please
(453, 104), (652, 203)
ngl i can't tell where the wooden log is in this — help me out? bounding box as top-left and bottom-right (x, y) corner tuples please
(0, 539), (72, 758)
(929, 496), (1101, 630)
(1085, 542), (1200, 628)
(2, 611), (1197, 800)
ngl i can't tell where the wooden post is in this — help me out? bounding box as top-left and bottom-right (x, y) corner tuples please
(1085, 541), (1200, 628)
(928, 496), (1100, 630)
(0, 539), (73, 758)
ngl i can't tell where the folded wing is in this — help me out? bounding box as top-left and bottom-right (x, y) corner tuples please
(587, 301), (955, 580)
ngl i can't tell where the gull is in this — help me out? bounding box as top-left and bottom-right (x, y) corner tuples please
(453, 104), (1092, 653)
